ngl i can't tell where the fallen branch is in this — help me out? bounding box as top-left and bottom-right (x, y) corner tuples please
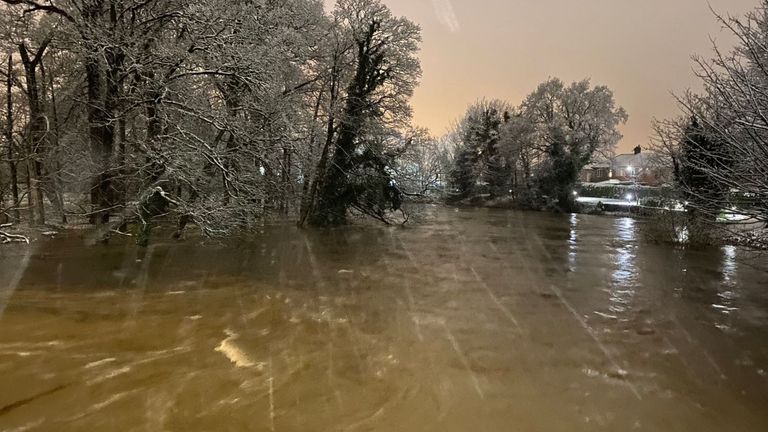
(0, 230), (29, 244)
(110, 229), (134, 237)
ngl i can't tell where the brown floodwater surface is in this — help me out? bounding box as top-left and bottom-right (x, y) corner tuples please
(1, 206), (767, 431)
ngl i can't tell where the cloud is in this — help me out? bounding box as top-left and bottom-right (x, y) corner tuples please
(431, 0), (460, 33)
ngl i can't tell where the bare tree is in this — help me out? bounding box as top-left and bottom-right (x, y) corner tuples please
(656, 2), (768, 248)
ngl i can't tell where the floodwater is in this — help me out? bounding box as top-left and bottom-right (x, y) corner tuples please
(1, 207), (767, 431)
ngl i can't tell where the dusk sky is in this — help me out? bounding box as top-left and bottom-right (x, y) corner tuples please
(376, 0), (758, 152)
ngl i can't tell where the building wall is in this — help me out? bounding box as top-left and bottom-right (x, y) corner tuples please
(579, 150), (673, 186)
(581, 167), (611, 183)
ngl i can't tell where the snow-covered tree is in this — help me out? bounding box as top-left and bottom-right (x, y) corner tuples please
(448, 99), (512, 201)
(447, 80), (626, 209)
(0, 0), (424, 240)
(521, 78), (627, 209)
(304, 0), (422, 226)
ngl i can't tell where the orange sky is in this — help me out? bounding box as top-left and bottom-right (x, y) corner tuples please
(375, 0), (757, 152)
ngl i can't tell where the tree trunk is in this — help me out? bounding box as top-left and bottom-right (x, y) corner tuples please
(30, 158), (45, 225)
(19, 42), (50, 226)
(5, 54), (20, 223)
(300, 105), (336, 227)
(41, 54), (67, 223)
(86, 50), (114, 224)
(298, 90), (324, 223)
(308, 75), (367, 225)
(25, 162), (34, 223)
(143, 71), (165, 184)
(280, 146), (291, 216)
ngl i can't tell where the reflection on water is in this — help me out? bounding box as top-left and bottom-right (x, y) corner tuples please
(713, 245), (741, 331)
(568, 213), (578, 273)
(0, 246), (33, 318)
(0, 207), (767, 431)
(677, 226), (690, 244)
(609, 218), (638, 317)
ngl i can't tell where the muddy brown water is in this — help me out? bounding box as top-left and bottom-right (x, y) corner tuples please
(1, 206), (767, 431)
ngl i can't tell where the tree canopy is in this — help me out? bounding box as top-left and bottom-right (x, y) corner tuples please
(448, 79), (627, 210)
(0, 0), (426, 240)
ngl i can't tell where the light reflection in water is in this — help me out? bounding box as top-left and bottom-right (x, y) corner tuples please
(609, 218), (638, 317)
(568, 213), (578, 272)
(722, 245), (737, 286)
(713, 245), (739, 329)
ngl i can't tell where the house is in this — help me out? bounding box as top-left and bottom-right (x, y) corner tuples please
(580, 146), (672, 186)
(612, 146), (651, 181)
(579, 162), (611, 183)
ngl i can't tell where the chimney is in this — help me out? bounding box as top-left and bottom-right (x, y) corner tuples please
(633, 145), (642, 155)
